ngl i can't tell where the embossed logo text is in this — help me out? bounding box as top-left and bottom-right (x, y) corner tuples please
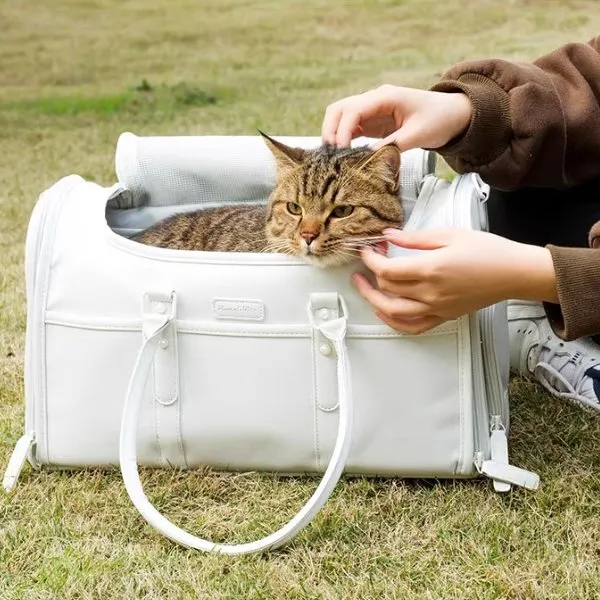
(212, 298), (265, 321)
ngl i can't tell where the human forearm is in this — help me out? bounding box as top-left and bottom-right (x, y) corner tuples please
(507, 244), (558, 305)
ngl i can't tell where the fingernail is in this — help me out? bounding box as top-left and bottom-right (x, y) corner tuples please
(383, 228), (399, 235)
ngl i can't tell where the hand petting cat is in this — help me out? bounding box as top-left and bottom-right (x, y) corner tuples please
(352, 228), (558, 335)
(322, 84), (560, 334)
(321, 84), (472, 151)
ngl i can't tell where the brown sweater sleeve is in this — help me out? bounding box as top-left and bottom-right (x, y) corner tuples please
(543, 222), (600, 340)
(430, 37), (600, 340)
(542, 247), (600, 340)
(429, 36), (600, 190)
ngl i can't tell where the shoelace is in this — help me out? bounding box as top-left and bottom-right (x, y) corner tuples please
(534, 346), (600, 411)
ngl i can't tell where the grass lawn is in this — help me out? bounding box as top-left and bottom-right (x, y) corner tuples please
(1, 1), (600, 598)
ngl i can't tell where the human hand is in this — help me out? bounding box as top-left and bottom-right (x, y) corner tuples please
(353, 228), (559, 334)
(321, 84), (473, 150)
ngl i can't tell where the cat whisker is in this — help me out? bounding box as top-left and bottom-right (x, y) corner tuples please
(263, 239), (289, 248)
(262, 241), (296, 255)
(329, 250), (361, 264)
(338, 241), (369, 247)
(341, 245), (375, 253)
(339, 238), (387, 248)
(261, 246), (286, 254)
(326, 248), (360, 257)
(329, 234), (387, 245)
(335, 242), (372, 250)
(346, 235), (388, 243)
(266, 241), (293, 250)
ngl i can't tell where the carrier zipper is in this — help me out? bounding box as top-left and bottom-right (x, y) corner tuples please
(408, 175), (489, 472)
(454, 173), (508, 426)
(25, 177), (86, 298)
(451, 176), (539, 491)
(449, 175), (503, 430)
(9, 176), (85, 487)
(488, 415), (511, 492)
(21, 184), (67, 465)
(453, 176), (507, 433)
(29, 178), (82, 445)
(467, 313), (487, 469)
(451, 175), (490, 466)
(480, 306), (509, 426)
(398, 173), (537, 488)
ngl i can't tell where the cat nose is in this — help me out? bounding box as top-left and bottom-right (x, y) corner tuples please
(301, 231), (318, 244)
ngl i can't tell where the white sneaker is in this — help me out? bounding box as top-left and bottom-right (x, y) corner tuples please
(508, 300), (600, 413)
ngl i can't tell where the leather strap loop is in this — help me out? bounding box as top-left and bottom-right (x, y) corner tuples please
(119, 292), (353, 554)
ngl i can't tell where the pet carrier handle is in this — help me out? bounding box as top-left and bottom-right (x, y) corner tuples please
(119, 293), (354, 555)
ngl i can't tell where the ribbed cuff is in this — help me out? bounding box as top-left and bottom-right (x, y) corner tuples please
(429, 73), (512, 166)
(544, 245), (600, 340)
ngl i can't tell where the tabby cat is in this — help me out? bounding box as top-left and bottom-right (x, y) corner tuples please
(133, 132), (403, 267)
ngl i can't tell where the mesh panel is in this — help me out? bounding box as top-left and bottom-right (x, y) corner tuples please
(114, 132), (436, 219)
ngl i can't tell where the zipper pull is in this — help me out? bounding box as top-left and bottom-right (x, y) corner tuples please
(490, 428), (511, 493)
(475, 416), (540, 492)
(2, 433), (35, 492)
(479, 460), (540, 491)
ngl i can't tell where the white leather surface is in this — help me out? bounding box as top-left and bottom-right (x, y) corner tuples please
(19, 141), (505, 483)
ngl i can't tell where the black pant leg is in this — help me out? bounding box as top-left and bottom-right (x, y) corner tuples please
(486, 176), (600, 248)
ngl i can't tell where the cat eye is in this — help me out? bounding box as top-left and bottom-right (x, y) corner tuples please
(287, 202), (302, 215)
(331, 205), (354, 218)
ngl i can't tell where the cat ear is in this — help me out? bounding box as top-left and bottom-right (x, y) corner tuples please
(258, 130), (306, 173)
(355, 145), (401, 192)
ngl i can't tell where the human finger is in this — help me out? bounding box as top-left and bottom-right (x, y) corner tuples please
(335, 108), (363, 148)
(374, 275), (423, 299)
(383, 228), (461, 250)
(370, 121), (422, 153)
(329, 89), (400, 147)
(375, 312), (444, 335)
(321, 101), (346, 145)
(359, 247), (427, 282)
(352, 273), (430, 318)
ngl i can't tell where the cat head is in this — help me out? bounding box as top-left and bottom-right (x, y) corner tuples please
(259, 132), (403, 267)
